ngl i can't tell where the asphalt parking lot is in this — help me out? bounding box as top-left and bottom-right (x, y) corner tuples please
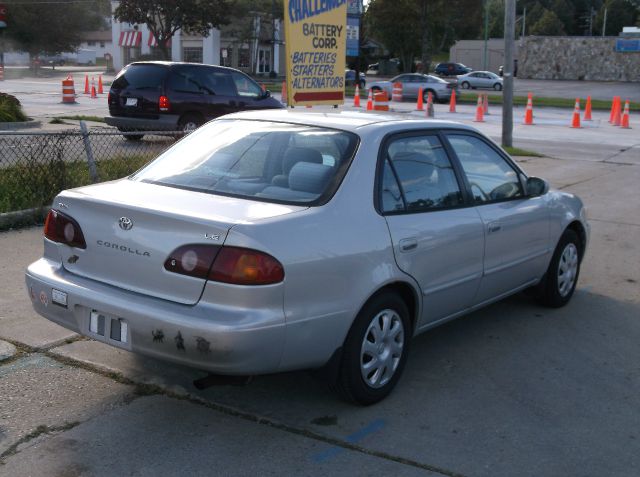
(1, 77), (639, 476)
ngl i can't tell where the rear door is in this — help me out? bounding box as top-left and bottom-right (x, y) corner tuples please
(380, 132), (484, 325)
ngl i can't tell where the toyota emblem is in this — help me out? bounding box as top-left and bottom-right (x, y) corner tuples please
(118, 216), (133, 230)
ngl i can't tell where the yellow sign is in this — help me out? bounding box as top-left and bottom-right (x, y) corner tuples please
(284, 0), (347, 106)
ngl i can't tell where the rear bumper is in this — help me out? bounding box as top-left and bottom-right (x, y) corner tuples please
(25, 257), (286, 375)
(104, 114), (180, 131)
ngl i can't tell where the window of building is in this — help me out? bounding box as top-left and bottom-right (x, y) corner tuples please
(183, 47), (203, 63)
(100, 42), (105, 48)
(87, 41), (96, 46)
(238, 48), (250, 68)
(258, 48), (271, 74)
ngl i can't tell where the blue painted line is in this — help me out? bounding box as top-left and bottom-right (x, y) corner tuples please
(312, 419), (386, 463)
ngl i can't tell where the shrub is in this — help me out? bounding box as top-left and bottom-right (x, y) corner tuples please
(0, 93), (28, 122)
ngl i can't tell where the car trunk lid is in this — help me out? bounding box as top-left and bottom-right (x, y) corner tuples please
(54, 180), (304, 305)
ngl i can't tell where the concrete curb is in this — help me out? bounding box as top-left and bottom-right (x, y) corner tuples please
(0, 207), (48, 231)
(0, 119), (42, 131)
(0, 340), (18, 362)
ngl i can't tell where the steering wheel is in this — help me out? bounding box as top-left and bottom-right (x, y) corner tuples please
(469, 182), (489, 202)
(490, 182), (520, 200)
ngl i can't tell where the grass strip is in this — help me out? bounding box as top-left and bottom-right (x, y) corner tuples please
(503, 146), (544, 157)
(0, 155), (151, 214)
(456, 92), (639, 112)
(55, 115), (106, 123)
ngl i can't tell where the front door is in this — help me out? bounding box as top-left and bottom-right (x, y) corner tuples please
(444, 133), (551, 305)
(380, 133), (485, 327)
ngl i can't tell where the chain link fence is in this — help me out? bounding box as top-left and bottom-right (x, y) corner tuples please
(0, 123), (179, 229)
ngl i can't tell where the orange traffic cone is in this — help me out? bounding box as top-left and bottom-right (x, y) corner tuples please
(524, 93), (534, 125)
(583, 95), (592, 121)
(416, 87), (424, 110)
(612, 97), (622, 126)
(620, 100), (631, 129)
(90, 77), (97, 99)
(609, 96), (619, 123)
(366, 89), (373, 111)
(354, 84), (361, 107)
(473, 95), (484, 122)
(98, 75), (104, 94)
(425, 91), (434, 118)
(84, 75), (89, 94)
(281, 81), (287, 105)
(483, 94), (490, 115)
(571, 98), (581, 128)
(449, 89), (456, 113)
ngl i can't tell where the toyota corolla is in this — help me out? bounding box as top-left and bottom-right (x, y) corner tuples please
(26, 110), (588, 404)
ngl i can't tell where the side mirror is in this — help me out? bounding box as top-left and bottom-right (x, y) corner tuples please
(526, 176), (549, 197)
(262, 90), (271, 99)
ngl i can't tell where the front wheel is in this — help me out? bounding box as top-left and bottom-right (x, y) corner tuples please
(333, 292), (411, 405)
(536, 229), (582, 308)
(423, 89), (438, 103)
(461, 81), (470, 89)
(494, 83), (503, 91)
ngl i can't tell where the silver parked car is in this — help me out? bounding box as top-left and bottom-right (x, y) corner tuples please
(26, 111), (588, 404)
(367, 73), (456, 103)
(457, 71), (504, 91)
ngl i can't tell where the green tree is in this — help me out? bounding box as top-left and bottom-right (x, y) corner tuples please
(530, 9), (567, 34)
(4, 1), (108, 56)
(114, 0), (230, 60)
(365, 0), (421, 72)
(595, 0), (639, 35)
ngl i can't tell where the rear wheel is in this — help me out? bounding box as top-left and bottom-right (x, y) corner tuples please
(536, 229), (581, 308)
(333, 292), (411, 405)
(118, 128), (144, 141)
(179, 113), (204, 134)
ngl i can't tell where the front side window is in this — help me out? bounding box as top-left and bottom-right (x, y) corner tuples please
(446, 134), (523, 203)
(133, 120), (359, 205)
(231, 71), (263, 98)
(380, 134), (463, 214)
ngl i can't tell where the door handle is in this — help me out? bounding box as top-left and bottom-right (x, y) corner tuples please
(487, 222), (502, 233)
(399, 238), (418, 252)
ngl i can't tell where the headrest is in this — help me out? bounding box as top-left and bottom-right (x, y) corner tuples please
(288, 162), (334, 194)
(282, 147), (323, 174)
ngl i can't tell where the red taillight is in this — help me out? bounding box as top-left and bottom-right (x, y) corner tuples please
(108, 92), (112, 103)
(159, 95), (170, 112)
(164, 244), (221, 279)
(209, 247), (284, 285)
(44, 209), (87, 249)
(164, 245), (284, 285)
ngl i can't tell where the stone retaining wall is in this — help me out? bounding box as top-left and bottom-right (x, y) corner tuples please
(519, 36), (640, 82)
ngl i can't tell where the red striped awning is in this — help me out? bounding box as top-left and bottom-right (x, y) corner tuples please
(148, 33), (171, 48)
(119, 31), (142, 47)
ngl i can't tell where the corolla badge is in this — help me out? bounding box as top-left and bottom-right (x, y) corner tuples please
(118, 216), (133, 231)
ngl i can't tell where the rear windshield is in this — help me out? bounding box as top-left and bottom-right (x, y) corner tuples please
(112, 64), (168, 90)
(132, 119), (359, 205)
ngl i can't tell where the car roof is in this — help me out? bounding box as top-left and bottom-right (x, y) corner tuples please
(127, 61), (242, 73)
(221, 110), (479, 134)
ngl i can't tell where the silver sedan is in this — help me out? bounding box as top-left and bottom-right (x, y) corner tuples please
(457, 71), (504, 91)
(367, 73), (456, 103)
(26, 111), (588, 404)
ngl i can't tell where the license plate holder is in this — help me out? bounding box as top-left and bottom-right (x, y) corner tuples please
(125, 97), (138, 107)
(88, 310), (129, 347)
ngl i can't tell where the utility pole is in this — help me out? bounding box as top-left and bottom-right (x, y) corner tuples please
(502, 0), (515, 148)
(483, 0), (488, 70)
(521, 7), (526, 46)
(602, 8), (607, 37)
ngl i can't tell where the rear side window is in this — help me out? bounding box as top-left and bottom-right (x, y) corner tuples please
(380, 135), (463, 214)
(132, 119), (359, 205)
(112, 64), (168, 90)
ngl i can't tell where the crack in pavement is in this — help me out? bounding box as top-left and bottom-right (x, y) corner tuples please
(602, 143), (640, 163)
(0, 421), (81, 462)
(10, 347), (465, 477)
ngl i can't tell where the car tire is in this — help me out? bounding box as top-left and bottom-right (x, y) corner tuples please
(494, 83), (503, 91)
(461, 81), (470, 89)
(333, 292), (411, 405)
(117, 128), (144, 141)
(179, 113), (204, 134)
(535, 229), (582, 308)
(423, 89), (438, 103)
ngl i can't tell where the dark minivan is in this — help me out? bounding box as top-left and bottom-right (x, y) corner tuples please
(106, 62), (284, 139)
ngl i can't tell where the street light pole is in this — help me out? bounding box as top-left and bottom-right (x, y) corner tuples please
(502, 0), (515, 148)
(483, 0), (488, 70)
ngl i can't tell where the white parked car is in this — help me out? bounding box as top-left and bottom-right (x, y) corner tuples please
(26, 111), (588, 404)
(457, 71), (504, 91)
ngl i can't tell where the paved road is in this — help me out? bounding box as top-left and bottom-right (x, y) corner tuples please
(1, 75), (640, 476)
